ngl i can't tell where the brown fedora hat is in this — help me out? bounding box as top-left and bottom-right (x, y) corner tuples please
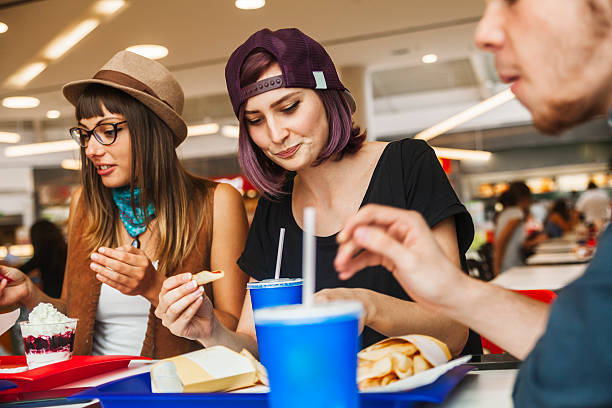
(63, 50), (187, 147)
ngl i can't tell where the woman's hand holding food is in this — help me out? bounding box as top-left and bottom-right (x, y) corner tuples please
(155, 273), (215, 341)
(314, 287), (375, 334)
(90, 245), (162, 304)
(0, 265), (31, 307)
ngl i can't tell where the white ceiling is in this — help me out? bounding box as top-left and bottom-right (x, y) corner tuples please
(0, 0), (486, 119)
(1, 0), (539, 169)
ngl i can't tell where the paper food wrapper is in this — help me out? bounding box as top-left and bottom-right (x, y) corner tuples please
(358, 334), (471, 393)
(0, 309), (20, 337)
(371, 334), (452, 366)
(151, 346), (262, 393)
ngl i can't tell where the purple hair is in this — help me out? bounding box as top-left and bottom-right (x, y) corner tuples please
(237, 51), (366, 199)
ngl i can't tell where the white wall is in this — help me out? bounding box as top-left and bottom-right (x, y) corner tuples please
(371, 87), (533, 139)
(0, 167), (35, 228)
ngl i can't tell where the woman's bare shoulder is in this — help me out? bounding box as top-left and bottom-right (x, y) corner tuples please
(352, 141), (388, 163)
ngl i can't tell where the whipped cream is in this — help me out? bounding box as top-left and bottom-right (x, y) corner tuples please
(28, 302), (69, 324)
(22, 303), (76, 338)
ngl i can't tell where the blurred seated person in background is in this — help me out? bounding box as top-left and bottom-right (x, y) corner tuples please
(576, 181), (610, 225)
(9, 219), (67, 355)
(0, 51), (249, 358)
(335, 1), (612, 406)
(543, 199), (576, 239)
(156, 27), (481, 357)
(19, 220), (67, 298)
(494, 181), (545, 275)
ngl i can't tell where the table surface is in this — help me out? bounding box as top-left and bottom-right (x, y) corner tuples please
(424, 369), (517, 408)
(534, 241), (577, 254)
(491, 263), (588, 291)
(41, 362), (519, 408)
(526, 251), (590, 265)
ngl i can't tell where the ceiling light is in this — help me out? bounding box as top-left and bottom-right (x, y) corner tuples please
(235, 0), (265, 10)
(0, 132), (21, 143)
(0, 22), (7, 34)
(187, 123), (220, 137)
(126, 44), (168, 60)
(432, 147), (492, 162)
(44, 18), (100, 60)
(94, 0), (126, 15)
(415, 88), (515, 141)
(422, 54), (438, 64)
(221, 125), (239, 138)
(2, 96), (40, 109)
(4, 62), (48, 88)
(4, 140), (77, 157)
(557, 174), (590, 192)
(61, 159), (81, 170)
(46, 110), (61, 119)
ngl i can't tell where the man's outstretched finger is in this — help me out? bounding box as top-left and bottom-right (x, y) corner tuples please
(338, 205), (421, 244)
(335, 248), (384, 279)
(352, 225), (406, 264)
(335, 238), (367, 267)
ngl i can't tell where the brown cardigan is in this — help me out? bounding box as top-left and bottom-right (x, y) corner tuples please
(63, 179), (217, 358)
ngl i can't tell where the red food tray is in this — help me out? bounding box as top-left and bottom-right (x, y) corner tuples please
(0, 355), (151, 396)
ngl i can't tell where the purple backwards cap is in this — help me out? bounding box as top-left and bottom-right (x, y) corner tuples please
(225, 28), (356, 117)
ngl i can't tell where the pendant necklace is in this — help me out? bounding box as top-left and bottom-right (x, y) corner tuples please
(131, 235), (141, 248)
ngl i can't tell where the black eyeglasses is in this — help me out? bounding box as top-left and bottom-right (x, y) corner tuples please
(69, 121), (127, 148)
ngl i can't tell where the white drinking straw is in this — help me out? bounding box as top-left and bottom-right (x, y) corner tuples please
(302, 207), (316, 307)
(274, 227), (286, 280)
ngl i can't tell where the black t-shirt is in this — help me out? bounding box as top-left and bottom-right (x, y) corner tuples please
(239, 139), (480, 352)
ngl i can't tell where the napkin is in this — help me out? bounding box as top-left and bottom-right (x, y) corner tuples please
(0, 309), (20, 336)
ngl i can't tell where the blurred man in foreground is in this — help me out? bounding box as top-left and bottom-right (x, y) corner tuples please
(335, 1), (612, 406)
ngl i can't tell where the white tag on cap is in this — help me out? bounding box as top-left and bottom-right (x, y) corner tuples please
(313, 71), (327, 89)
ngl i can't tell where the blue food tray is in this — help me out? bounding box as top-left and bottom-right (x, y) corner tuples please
(72, 364), (473, 408)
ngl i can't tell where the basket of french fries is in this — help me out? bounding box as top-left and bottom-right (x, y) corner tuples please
(358, 334), (470, 392)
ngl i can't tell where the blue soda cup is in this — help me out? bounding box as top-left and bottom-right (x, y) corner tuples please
(254, 301), (363, 408)
(247, 278), (303, 310)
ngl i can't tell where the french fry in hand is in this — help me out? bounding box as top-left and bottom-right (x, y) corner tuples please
(193, 270), (224, 286)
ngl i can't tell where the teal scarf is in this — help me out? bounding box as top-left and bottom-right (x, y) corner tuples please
(112, 186), (156, 239)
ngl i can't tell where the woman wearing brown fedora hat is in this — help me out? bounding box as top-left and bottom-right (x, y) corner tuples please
(156, 28), (481, 358)
(0, 51), (249, 358)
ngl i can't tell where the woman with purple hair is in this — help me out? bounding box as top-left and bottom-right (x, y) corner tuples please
(156, 28), (479, 357)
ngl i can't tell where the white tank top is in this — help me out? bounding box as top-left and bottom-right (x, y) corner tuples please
(92, 283), (151, 356)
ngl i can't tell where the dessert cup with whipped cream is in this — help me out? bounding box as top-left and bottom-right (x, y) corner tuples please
(19, 303), (77, 369)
